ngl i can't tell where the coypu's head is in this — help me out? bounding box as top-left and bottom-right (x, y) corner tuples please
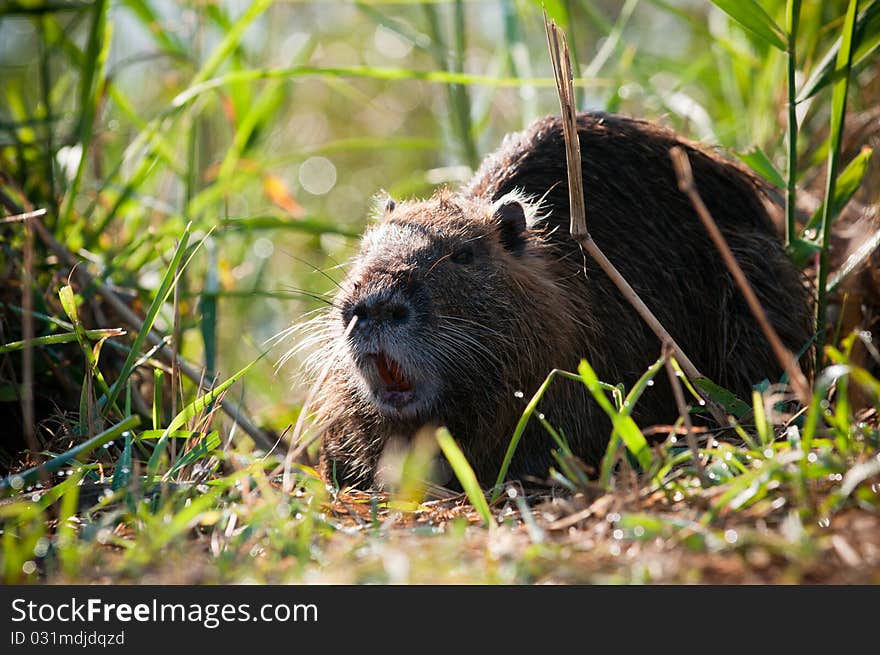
(339, 190), (536, 418)
(309, 188), (581, 487)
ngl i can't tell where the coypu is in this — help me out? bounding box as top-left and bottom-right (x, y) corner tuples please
(304, 112), (813, 489)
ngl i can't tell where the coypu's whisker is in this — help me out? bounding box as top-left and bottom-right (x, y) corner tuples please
(281, 292), (343, 310)
(277, 250), (344, 290)
(276, 326), (338, 370)
(434, 327), (505, 367)
(281, 315), (359, 493)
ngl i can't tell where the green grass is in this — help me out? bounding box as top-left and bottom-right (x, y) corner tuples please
(0, 0), (878, 584)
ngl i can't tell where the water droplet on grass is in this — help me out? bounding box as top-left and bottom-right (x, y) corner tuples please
(513, 390), (524, 399)
(724, 529), (738, 544)
(33, 538), (49, 557)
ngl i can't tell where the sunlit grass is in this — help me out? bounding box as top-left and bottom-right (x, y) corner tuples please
(0, 0), (878, 584)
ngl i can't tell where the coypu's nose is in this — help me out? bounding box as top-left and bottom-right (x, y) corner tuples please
(350, 293), (410, 327)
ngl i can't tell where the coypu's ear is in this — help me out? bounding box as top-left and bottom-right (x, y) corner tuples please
(383, 196), (396, 213)
(493, 198), (527, 255)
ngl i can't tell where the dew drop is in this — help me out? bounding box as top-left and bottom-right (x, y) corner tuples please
(514, 390), (524, 399)
(33, 538), (49, 558)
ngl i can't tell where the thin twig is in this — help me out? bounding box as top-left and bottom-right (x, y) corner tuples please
(0, 208), (47, 224)
(662, 341), (708, 487)
(669, 146), (812, 407)
(0, 187), (274, 450)
(21, 201), (42, 483)
(543, 14), (722, 423)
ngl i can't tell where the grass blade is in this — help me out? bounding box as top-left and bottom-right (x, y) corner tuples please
(57, 0), (109, 231)
(804, 146), (874, 233)
(815, 0), (860, 371)
(436, 428), (492, 526)
(146, 353), (264, 479)
(0, 415), (140, 496)
(797, 0), (880, 102)
(111, 430), (133, 491)
(709, 0), (786, 50)
(103, 224), (192, 415)
(0, 328), (124, 354)
(492, 368), (584, 499)
(579, 360), (653, 471)
(736, 145), (786, 189)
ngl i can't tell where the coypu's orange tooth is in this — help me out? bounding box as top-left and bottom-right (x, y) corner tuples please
(376, 353), (395, 386)
(376, 352), (412, 390)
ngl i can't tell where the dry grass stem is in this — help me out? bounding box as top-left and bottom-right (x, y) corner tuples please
(543, 13), (723, 422)
(662, 341), (708, 486)
(669, 146), (812, 407)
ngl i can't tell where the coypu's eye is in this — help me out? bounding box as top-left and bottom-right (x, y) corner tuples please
(450, 246), (474, 265)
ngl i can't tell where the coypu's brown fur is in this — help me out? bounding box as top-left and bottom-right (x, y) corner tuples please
(306, 112), (813, 489)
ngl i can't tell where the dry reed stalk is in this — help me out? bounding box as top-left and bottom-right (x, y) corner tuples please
(669, 147), (812, 407)
(543, 14), (726, 424)
(662, 341), (708, 486)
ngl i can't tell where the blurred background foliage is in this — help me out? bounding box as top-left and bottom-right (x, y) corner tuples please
(0, 0), (878, 447)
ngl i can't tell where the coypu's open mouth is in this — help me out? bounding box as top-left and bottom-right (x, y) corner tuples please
(375, 352), (412, 391)
(368, 351), (416, 409)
